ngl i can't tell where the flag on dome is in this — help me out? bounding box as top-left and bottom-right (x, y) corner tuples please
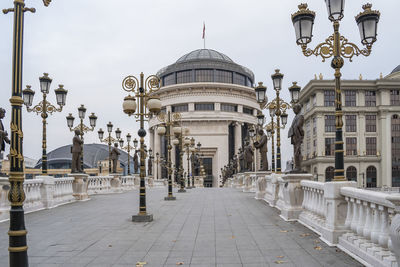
(202, 22), (205, 39)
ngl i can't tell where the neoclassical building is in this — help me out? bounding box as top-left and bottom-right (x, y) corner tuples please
(148, 49), (260, 187)
(299, 66), (400, 188)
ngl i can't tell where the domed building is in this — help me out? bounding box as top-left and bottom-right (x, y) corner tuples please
(298, 65), (400, 188)
(148, 49), (261, 187)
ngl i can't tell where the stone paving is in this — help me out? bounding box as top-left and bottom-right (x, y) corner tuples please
(0, 187), (363, 267)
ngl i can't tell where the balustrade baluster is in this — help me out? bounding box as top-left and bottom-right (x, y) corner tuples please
(363, 202), (373, 239)
(345, 197), (353, 228)
(357, 200), (366, 236)
(351, 198), (360, 232)
(378, 205), (389, 248)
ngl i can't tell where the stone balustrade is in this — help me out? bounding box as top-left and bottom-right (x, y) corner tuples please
(0, 175), (140, 222)
(339, 187), (398, 267)
(88, 176), (113, 194)
(246, 171), (400, 267)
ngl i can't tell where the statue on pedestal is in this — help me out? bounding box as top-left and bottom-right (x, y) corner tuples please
(110, 143), (120, 173)
(71, 129), (83, 173)
(243, 140), (254, 172)
(288, 104), (304, 172)
(133, 150), (139, 173)
(232, 155), (238, 174)
(0, 108), (10, 156)
(253, 129), (269, 171)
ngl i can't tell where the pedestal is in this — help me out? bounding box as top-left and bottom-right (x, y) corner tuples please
(69, 173), (89, 201)
(255, 171), (270, 200)
(276, 173), (312, 221)
(110, 173), (123, 193)
(132, 213), (153, 222)
(243, 172), (255, 193)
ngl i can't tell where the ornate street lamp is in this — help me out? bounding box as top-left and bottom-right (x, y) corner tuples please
(66, 105), (98, 172)
(122, 73), (161, 222)
(288, 82), (301, 104)
(189, 137), (196, 188)
(291, 2), (380, 181)
(4, 1), (53, 265)
(120, 133), (133, 175)
(184, 137), (192, 189)
(98, 122), (122, 174)
(22, 73), (67, 174)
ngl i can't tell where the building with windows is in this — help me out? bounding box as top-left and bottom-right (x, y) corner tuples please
(299, 66), (400, 188)
(148, 49), (259, 187)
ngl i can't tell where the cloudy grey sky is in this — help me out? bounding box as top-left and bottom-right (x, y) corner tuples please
(0, 0), (398, 167)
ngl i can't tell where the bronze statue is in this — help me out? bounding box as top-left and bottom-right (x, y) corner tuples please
(232, 155), (238, 174)
(71, 129), (83, 173)
(243, 140), (254, 172)
(133, 150), (139, 173)
(148, 156), (153, 176)
(253, 129), (269, 171)
(238, 148), (244, 173)
(0, 108), (10, 157)
(288, 104), (304, 172)
(110, 143), (120, 173)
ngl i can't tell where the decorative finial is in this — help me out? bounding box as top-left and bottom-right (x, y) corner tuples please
(275, 69), (280, 73)
(362, 3), (372, 11)
(380, 72), (383, 79)
(359, 74), (363, 80)
(59, 84), (64, 88)
(26, 85), (31, 89)
(43, 73), (49, 77)
(298, 3), (308, 10)
(314, 74), (317, 80)
(292, 81), (298, 86)
(319, 73), (323, 80)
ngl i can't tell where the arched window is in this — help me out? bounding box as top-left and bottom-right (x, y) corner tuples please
(325, 166), (334, 182)
(366, 166), (377, 188)
(346, 166), (357, 181)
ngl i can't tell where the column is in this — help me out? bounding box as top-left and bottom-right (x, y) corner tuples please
(379, 111), (391, 187)
(234, 122), (242, 153)
(358, 113), (366, 156)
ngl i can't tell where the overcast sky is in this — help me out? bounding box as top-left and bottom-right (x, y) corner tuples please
(0, 0), (398, 167)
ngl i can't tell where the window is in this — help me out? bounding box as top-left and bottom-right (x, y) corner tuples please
(313, 139), (317, 155)
(325, 138), (335, 156)
(306, 120), (310, 137)
(324, 90), (335, 107)
(346, 166), (357, 181)
(215, 70), (232, 83)
(391, 90), (400, 106)
(392, 114), (400, 187)
(195, 103), (214, 111)
(365, 114), (376, 132)
(176, 70), (192, 84)
(195, 69), (213, 82)
(163, 73), (175, 86)
(346, 137), (357, 156)
(171, 104), (188, 112)
(243, 107), (253, 115)
(365, 91), (376, 106)
(366, 137), (377, 156)
(366, 166), (377, 187)
(233, 73), (246, 86)
(306, 140), (310, 156)
(325, 115), (335, 132)
(345, 115), (357, 132)
(313, 117), (317, 135)
(345, 90), (356, 106)
(313, 94), (317, 106)
(325, 166), (334, 182)
(221, 103), (237, 112)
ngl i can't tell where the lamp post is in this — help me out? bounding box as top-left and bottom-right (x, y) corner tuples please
(120, 133), (134, 175)
(190, 137), (196, 188)
(3, 1), (52, 265)
(122, 73), (162, 222)
(66, 105), (97, 172)
(291, 2), (380, 181)
(254, 70), (290, 174)
(154, 152), (161, 180)
(157, 111), (181, 200)
(173, 126), (188, 193)
(22, 73), (67, 174)
(98, 122), (122, 174)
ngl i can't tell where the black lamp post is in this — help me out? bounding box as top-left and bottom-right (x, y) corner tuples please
(291, 1), (380, 181)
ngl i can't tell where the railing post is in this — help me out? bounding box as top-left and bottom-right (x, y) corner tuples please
(322, 181), (356, 245)
(38, 176), (55, 209)
(386, 195), (400, 263)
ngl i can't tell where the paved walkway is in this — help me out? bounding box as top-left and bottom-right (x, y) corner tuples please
(0, 188), (362, 267)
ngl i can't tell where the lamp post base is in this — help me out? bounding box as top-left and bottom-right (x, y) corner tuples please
(132, 213), (153, 222)
(164, 196), (176, 201)
(178, 189), (186, 193)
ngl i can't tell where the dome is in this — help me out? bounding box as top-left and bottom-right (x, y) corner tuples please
(176, 49), (234, 63)
(157, 49), (255, 87)
(34, 143), (130, 170)
(391, 65), (400, 74)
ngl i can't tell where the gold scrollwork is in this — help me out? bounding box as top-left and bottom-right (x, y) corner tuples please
(122, 76), (139, 93)
(302, 35), (334, 62)
(43, 0), (52, 7)
(10, 122), (23, 138)
(145, 75), (160, 93)
(172, 112), (181, 122)
(339, 36), (371, 62)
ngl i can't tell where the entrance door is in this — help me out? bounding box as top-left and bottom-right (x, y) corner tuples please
(203, 158), (213, 187)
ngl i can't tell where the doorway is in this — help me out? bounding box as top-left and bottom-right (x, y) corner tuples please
(203, 158), (213, 187)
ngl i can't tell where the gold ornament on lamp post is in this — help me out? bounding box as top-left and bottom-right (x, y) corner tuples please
(122, 73), (162, 222)
(291, 2), (380, 181)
